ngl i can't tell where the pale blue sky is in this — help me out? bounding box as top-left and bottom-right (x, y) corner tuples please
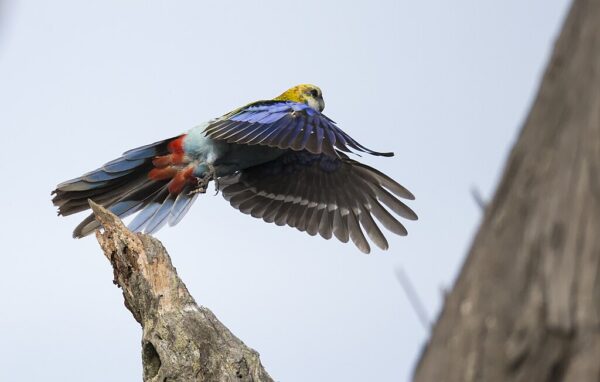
(0, 1), (571, 381)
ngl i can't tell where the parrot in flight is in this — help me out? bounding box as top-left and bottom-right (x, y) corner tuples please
(52, 84), (417, 253)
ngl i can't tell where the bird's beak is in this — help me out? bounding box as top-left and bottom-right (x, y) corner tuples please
(318, 98), (325, 112)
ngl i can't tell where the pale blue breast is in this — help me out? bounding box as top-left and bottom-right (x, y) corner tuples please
(183, 122), (228, 163)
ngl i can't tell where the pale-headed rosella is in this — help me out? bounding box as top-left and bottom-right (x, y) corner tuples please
(52, 84), (417, 253)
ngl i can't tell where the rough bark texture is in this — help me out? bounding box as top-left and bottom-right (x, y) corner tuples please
(89, 201), (273, 382)
(414, 1), (600, 381)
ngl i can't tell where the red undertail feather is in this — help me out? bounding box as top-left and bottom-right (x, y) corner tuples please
(148, 134), (195, 193)
(151, 135), (187, 168)
(168, 166), (195, 194)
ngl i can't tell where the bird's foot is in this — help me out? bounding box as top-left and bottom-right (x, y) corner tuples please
(189, 185), (206, 195)
(189, 164), (217, 195)
(213, 176), (221, 196)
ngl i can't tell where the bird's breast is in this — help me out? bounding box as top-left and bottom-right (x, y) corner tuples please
(183, 122), (284, 177)
(183, 122), (228, 163)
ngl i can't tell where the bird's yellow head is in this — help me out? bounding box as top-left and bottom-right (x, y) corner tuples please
(274, 84), (325, 112)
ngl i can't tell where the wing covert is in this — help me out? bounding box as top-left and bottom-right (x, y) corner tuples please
(204, 101), (393, 158)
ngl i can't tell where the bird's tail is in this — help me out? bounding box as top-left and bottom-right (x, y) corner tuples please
(52, 135), (199, 238)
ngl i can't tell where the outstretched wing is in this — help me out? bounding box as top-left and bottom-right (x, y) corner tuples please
(203, 101), (393, 158)
(220, 151), (417, 253)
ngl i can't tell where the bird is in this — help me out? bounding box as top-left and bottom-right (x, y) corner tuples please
(52, 84), (417, 254)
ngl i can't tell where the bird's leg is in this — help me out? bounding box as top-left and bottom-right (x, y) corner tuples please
(189, 163), (217, 195)
(210, 162), (222, 195)
(213, 176), (221, 196)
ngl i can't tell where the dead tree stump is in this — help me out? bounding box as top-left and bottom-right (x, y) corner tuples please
(90, 201), (273, 382)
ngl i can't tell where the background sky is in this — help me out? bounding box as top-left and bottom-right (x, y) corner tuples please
(0, 1), (572, 381)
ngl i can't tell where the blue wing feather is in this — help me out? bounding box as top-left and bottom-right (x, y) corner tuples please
(261, 118), (292, 142)
(285, 118), (305, 147)
(256, 111), (286, 124)
(298, 116), (316, 149)
(205, 100), (392, 157)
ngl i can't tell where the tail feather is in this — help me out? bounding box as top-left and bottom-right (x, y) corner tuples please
(144, 193), (177, 234)
(127, 187), (170, 232)
(52, 135), (201, 238)
(72, 199), (148, 238)
(71, 177), (169, 237)
(54, 172), (152, 215)
(169, 186), (199, 226)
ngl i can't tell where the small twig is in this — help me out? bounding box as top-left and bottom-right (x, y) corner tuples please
(471, 186), (487, 211)
(395, 267), (431, 331)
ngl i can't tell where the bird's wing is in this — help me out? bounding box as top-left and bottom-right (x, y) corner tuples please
(203, 100), (393, 158)
(220, 151), (417, 253)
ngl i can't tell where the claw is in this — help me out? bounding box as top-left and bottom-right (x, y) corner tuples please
(188, 186), (206, 195)
(188, 163), (217, 195)
(213, 177), (220, 196)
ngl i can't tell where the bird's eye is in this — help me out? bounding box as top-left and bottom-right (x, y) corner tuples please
(310, 89), (319, 98)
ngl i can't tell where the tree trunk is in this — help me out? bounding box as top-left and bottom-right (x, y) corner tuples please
(89, 201), (273, 382)
(414, 0), (600, 381)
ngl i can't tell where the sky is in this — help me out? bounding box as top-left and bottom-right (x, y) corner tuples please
(0, 1), (571, 381)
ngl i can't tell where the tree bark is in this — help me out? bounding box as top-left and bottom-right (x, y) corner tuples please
(89, 200), (273, 382)
(414, 1), (600, 381)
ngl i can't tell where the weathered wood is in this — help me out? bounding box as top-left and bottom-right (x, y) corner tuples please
(90, 201), (273, 382)
(414, 1), (600, 381)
